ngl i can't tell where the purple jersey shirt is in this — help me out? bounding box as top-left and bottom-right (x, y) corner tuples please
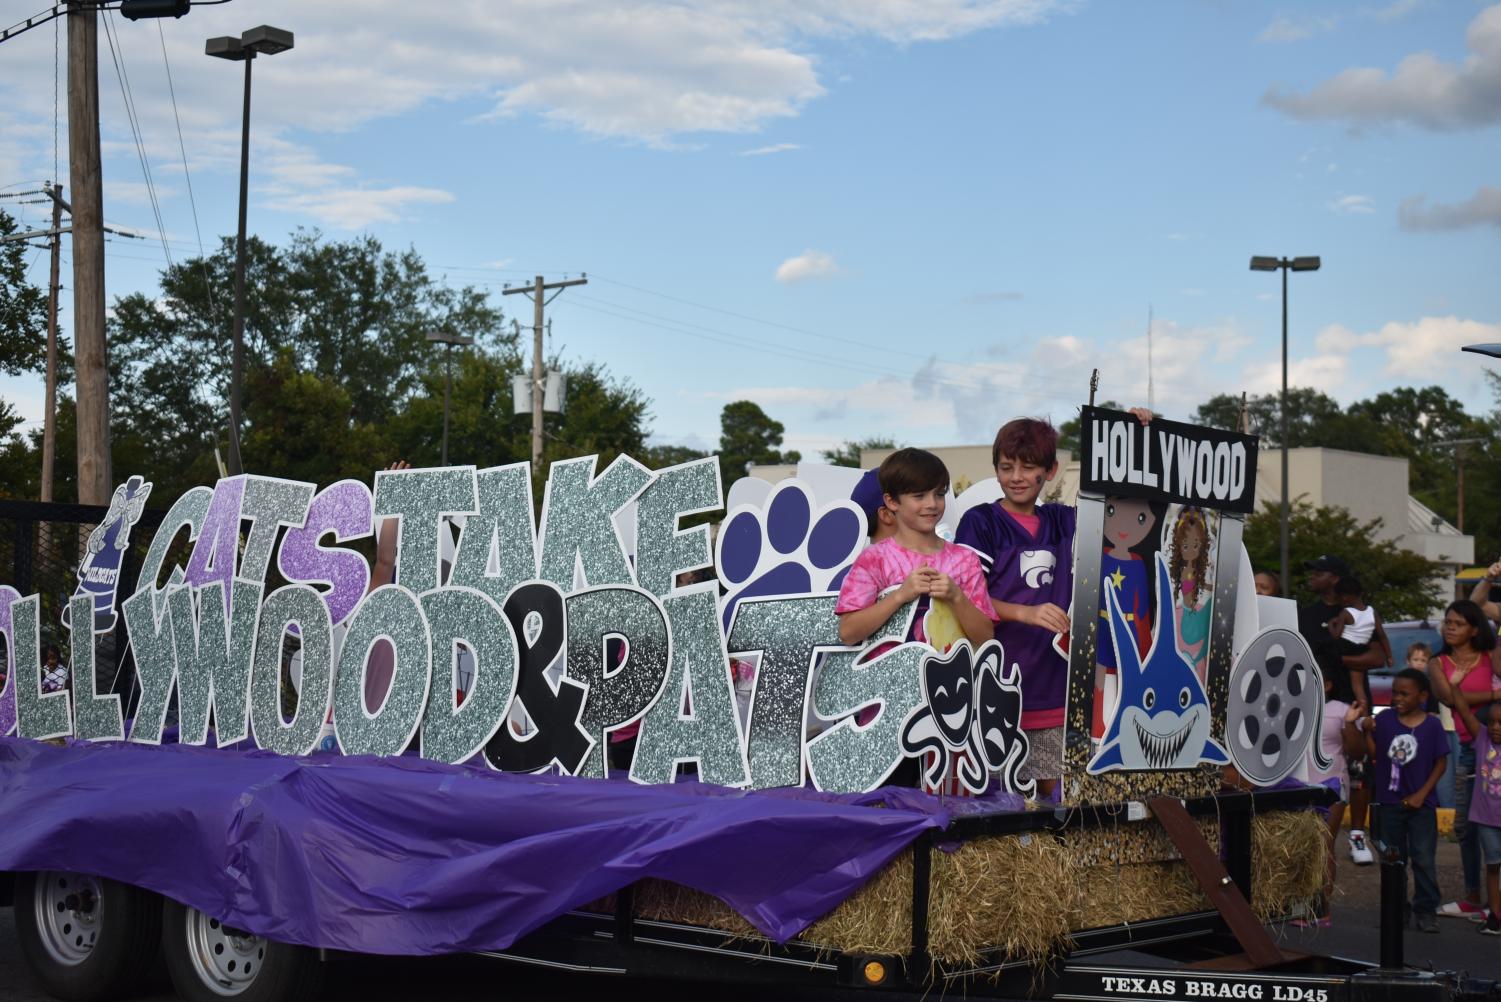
(955, 501), (1075, 719)
(1471, 728), (1501, 829)
(1372, 711), (1448, 808)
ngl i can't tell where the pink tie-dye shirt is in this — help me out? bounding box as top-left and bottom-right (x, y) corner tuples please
(835, 537), (998, 645)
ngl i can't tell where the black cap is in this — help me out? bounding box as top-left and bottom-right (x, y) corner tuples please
(1304, 554), (1352, 577)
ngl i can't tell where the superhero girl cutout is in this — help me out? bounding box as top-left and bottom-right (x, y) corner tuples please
(1088, 553), (1229, 774)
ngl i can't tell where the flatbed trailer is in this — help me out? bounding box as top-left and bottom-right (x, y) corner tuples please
(4, 748), (1495, 1002)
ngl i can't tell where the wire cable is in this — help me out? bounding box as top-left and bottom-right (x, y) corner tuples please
(101, 11), (172, 268)
(157, 19), (222, 321)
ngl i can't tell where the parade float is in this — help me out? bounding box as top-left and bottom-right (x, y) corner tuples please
(0, 407), (1489, 1002)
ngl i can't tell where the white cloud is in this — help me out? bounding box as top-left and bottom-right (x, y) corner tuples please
(1257, 15), (1337, 43)
(1370, 0), (1423, 21)
(740, 143), (801, 155)
(775, 249), (842, 282)
(1399, 186), (1501, 231)
(1263, 4), (1501, 130)
(262, 186), (457, 230)
(1361, 316), (1501, 377)
(0, 1), (1072, 235)
(1330, 193), (1376, 214)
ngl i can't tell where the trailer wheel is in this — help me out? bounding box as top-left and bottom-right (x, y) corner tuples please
(161, 898), (325, 1002)
(13, 870), (162, 1001)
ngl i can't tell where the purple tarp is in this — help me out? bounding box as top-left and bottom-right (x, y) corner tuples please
(0, 737), (964, 956)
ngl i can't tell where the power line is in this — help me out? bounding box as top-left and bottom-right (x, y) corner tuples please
(157, 19), (221, 323)
(100, 10), (172, 268)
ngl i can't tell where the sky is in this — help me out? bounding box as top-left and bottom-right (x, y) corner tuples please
(1, 0), (1499, 461)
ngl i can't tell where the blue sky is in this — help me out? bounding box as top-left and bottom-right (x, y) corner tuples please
(2, 0), (1499, 461)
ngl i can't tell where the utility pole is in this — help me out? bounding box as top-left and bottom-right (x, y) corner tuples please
(502, 274), (586, 474)
(69, 1), (110, 506)
(42, 183), (63, 505)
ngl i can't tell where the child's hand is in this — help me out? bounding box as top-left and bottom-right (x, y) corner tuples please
(927, 572), (959, 602)
(1025, 603), (1070, 635)
(1401, 793), (1424, 810)
(1344, 700), (1365, 725)
(897, 566), (936, 603)
(1488, 558), (1501, 579)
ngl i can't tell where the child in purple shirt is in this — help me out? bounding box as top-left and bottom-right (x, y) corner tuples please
(1366, 668), (1449, 932)
(1439, 670), (1501, 934)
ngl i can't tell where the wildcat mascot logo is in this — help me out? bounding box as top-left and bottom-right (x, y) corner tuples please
(1088, 553), (1228, 774)
(61, 475), (153, 634)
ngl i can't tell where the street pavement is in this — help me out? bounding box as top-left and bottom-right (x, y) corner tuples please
(1, 838), (1498, 1001)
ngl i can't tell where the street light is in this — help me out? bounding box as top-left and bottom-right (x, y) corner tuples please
(1250, 254), (1321, 595)
(426, 332), (475, 465)
(207, 25), (294, 476)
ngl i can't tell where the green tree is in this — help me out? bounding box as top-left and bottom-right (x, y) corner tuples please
(1194, 388), (1383, 450)
(640, 443), (710, 469)
(718, 400), (799, 487)
(1242, 499), (1444, 620)
(1058, 400), (1119, 457)
(822, 437), (896, 468)
(0, 210), (49, 376)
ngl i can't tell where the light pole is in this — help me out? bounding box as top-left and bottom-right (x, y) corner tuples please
(426, 332), (475, 465)
(207, 25), (294, 476)
(1250, 255), (1320, 595)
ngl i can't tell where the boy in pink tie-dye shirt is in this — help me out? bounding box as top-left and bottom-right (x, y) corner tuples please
(836, 448), (996, 650)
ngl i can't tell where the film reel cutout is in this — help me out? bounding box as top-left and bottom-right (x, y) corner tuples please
(1226, 627), (1328, 785)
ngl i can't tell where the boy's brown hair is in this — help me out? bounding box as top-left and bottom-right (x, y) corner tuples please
(878, 448), (950, 501)
(992, 417), (1059, 470)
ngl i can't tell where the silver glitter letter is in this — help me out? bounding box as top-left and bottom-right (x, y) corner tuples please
(135, 485), (211, 618)
(420, 586), (518, 765)
(239, 476), (315, 586)
(537, 455), (652, 590)
(170, 580), (261, 746)
(121, 587), (176, 744)
(564, 586), (672, 778)
(251, 584), (335, 757)
(633, 458), (721, 599)
(450, 463), (539, 605)
(373, 466), (480, 593)
(13, 595), (71, 740)
(632, 588), (750, 787)
(806, 601), (924, 793)
(726, 594), (843, 790)
(69, 595), (123, 741)
(334, 585), (433, 758)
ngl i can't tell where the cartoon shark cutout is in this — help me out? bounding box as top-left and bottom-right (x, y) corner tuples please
(1087, 553), (1229, 774)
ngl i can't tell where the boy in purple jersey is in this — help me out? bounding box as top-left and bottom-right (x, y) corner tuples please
(957, 412), (1152, 797)
(955, 419), (1076, 796)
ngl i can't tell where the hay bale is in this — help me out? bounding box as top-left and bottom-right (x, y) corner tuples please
(928, 833), (1077, 966)
(1250, 810), (1327, 921)
(1075, 861), (1208, 929)
(589, 808), (1325, 967)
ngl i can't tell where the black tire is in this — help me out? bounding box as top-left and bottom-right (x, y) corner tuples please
(160, 897), (325, 1002)
(13, 870), (163, 1002)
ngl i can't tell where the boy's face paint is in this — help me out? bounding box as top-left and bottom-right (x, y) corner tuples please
(995, 456), (1056, 507)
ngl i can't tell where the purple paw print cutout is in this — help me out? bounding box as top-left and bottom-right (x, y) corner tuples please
(716, 480), (865, 631)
